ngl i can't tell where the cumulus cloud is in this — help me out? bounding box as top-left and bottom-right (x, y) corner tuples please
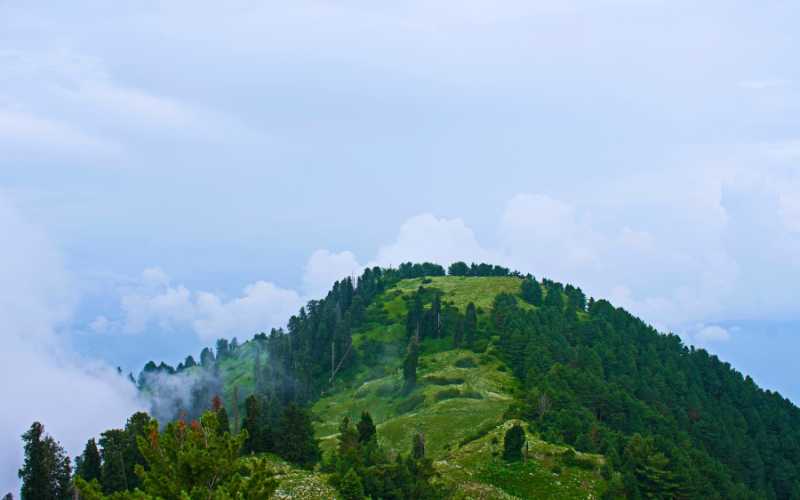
(303, 249), (363, 299)
(372, 214), (497, 268)
(695, 325), (732, 344)
(0, 196), (143, 494)
(105, 269), (303, 342)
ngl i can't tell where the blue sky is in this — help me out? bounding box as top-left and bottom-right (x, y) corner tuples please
(1, 0), (799, 491)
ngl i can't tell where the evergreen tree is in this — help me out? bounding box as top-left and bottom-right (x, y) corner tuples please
(200, 346), (215, 367)
(18, 422), (72, 500)
(464, 302), (478, 347)
(447, 261), (469, 276)
(242, 395), (263, 454)
(521, 277), (543, 306)
(76, 438), (102, 482)
(339, 468), (366, 500)
(212, 395), (231, 434)
(277, 404), (320, 468)
(503, 424), (525, 461)
(78, 411), (279, 498)
(99, 429), (129, 493)
(403, 336), (420, 393)
(357, 411), (376, 444)
(215, 338), (230, 360)
(412, 432), (426, 460)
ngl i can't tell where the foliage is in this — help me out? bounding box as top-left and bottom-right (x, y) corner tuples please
(77, 411), (278, 500)
(18, 422), (72, 500)
(76, 438), (102, 483)
(328, 413), (442, 499)
(503, 424), (525, 461)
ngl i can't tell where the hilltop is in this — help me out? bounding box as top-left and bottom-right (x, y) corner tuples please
(74, 263), (800, 499)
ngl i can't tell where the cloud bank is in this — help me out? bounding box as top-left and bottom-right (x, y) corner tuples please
(0, 196), (143, 494)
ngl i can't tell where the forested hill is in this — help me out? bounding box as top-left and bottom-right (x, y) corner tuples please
(57, 262), (800, 499)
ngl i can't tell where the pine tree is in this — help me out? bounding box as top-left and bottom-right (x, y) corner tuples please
(412, 432), (426, 460)
(464, 302), (478, 347)
(99, 428), (129, 493)
(503, 424), (525, 461)
(277, 404), (320, 468)
(403, 336), (420, 393)
(339, 468), (366, 500)
(18, 422), (72, 500)
(447, 261), (469, 276)
(242, 395), (262, 454)
(357, 411), (376, 444)
(521, 277), (543, 306)
(76, 438), (102, 482)
(212, 395), (231, 435)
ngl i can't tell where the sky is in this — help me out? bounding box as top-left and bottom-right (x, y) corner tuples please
(1, 0), (799, 492)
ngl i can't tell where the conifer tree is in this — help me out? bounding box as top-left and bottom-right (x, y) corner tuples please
(464, 302), (478, 347)
(76, 437), (102, 482)
(521, 277), (543, 306)
(18, 422), (72, 500)
(412, 432), (426, 460)
(242, 395), (262, 454)
(212, 395), (231, 434)
(357, 411), (376, 444)
(277, 403), (320, 468)
(339, 468), (366, 500)
(503, 424), (525, 461)
(403, 336), (420, 393)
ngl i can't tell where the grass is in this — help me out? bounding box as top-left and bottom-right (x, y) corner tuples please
(438, 419), (606, 499)
(217, 276), (607, 499)
(312, 348), (516, 459)
(246, 454), (340, 499)
(391, 276), (527, 312)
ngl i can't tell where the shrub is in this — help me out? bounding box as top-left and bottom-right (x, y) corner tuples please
(454, 357), (477, 368)
(460, 389), (483, 399)
(458, 420), (499, 447)
(395, 393), (425, 414)
(434, 388), (462, 401)
(503, 424), (525, 461)
(374, 381), (397, 398)
(560, 448), (595, 469)
(423, 375), (465, 385)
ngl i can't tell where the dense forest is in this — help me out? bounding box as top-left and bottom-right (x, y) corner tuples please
(13, 262), (800, 499)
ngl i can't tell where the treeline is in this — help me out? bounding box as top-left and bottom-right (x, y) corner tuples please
(19, 397), (317, 498)
(485, 277), (800, 499)
(324, 411), (441, 499)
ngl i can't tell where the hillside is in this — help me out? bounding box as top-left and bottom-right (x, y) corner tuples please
(97, 264), (800, 499)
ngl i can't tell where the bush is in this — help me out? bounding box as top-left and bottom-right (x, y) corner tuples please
(423, 375), (465, 385)
(434, 388), (462, 401)
(395, 393), (425, 414)
(374, 381), (397, 398)
(454, 357), (477, 368)
(561, 449), (595, 470)
(503, 424), (525, 461)
(459, 420), (499, 447)
(460, 389), (483, 400)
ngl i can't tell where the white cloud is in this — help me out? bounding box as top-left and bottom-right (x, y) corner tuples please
(694, 325), (732, 344)
(303, 249), (363, 299)
(112, 269), (303, 342)
(193, 282), (302, 340)
(372, 213), (497, 268)
(0, 196), (142, 494)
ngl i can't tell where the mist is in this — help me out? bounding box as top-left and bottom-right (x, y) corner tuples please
(0, 196), (143, 494)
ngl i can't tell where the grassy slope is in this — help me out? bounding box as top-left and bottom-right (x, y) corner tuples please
(215, 276), (605, 498)
(310, 276), (606, 499)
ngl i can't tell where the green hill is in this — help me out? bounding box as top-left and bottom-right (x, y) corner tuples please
(121, 263), (800, 499)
